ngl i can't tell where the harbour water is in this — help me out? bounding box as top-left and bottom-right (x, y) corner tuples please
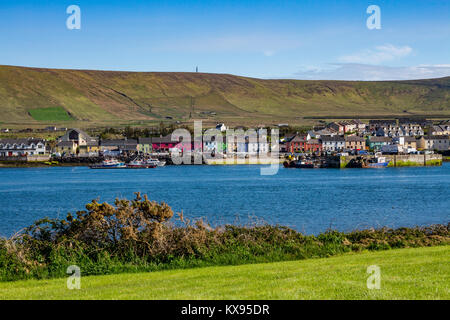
(0, 164), (449, 236)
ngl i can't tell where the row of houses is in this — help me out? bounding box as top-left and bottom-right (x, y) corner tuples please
(1, 124), (449, 158)
(282, 134), (366, 153)
(0, 139), (47, 157)
(281, 132), (450, 153)
(56, 129), (270, 155)
(323, 118), (448, 138)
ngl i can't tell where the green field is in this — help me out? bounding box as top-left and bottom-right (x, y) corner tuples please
(28, 107), (73, 121)
(1, 246), (448, 300)
(1, 65), (450, 128)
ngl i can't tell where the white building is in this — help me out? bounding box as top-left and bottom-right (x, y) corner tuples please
(321, 136), (345, 152)
(0, 139), (46, 157)
(423, 136), (450, 151)
(215, 123), (227, 132)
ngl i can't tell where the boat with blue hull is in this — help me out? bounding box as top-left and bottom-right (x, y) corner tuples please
(90, 159), (126, 169)
(367, 156), (390, 168)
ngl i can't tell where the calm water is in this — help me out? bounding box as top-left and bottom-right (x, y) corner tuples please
(0, 164), (449, 236)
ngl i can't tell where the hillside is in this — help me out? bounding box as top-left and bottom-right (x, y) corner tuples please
(1, 65), (450, 128)
(1, 246), (448, 299)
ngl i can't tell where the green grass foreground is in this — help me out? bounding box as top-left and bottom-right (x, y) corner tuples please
(1, 193), (449, 282)
(0, 246), (448, 300)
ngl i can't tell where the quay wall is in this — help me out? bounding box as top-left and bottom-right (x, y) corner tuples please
(339, 154), (442, 168)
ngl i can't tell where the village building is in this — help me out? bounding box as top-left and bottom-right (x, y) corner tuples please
(400, 123), (424, 136)
(366, 136), (392, 151)
(151, 135), (179, 152)
(327, 122), (345, 134)
(321, 135), (345, 152)
(417, 135), (450, 151)
(57, 128), (99, 155)
(58, 128), (97, 146)
(79, 140), (99, 155)
(326, 120), (367, 135)
(350, 119), (367, 133)
(137, 138), (153, 154)
(345, 136), (366, 151)
(215, 123), (227, 132)
(369, 120), (397, 132)
(0, 138), (47, 157)
(285, 134), (308, 153)
(56, 141), (77, 155)
(398, 118), (432, 127)
(398, 136), (418, 151)
(431, 124), (450, 136)
(99, 139), (138, 154)
(308, 128), (337, 139)
(370, 119), (424, 137)
(305, 139), (322, 153)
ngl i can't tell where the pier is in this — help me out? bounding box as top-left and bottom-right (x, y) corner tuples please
(338, 154), (442, 168)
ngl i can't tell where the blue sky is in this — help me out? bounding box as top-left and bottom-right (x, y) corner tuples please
(0, 0), (449, 80)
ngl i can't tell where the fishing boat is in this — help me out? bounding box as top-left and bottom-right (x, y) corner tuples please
(295, 160), (316, 169)
(145, 158), (166, 167)
(126, 160), (154, 169)
(367, 156), (390, 168)
(90, 159), (126, 169)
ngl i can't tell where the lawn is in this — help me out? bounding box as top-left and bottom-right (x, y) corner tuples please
(28, 106), (73, 121)
(0, 246), (448, 300)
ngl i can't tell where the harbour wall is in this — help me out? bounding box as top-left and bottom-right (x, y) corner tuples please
(339, 154), (442, 168)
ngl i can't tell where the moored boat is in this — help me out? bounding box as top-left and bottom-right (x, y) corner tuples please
(145, 158), (166, 167)
(295, 160), (316, 169)
(367, 156), (390, 168)
(126, 160), (154, 169)
(90, 159), (126, 169)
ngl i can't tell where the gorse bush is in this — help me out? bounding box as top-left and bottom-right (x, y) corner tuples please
(0, 193), (449, 281)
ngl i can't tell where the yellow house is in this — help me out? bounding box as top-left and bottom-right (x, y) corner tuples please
(56, 141), (77, 154)
(57, 128), (99, 155)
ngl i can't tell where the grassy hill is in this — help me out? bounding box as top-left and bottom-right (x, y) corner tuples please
(1, 65), (450, 128)
(0, 246), (448, 300)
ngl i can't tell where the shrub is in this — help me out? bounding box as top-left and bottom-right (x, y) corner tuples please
(0, 193), (448, 282)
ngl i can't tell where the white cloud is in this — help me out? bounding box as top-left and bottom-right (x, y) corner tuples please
(339, 44), (413, 64)
(292, 63), (450, 81)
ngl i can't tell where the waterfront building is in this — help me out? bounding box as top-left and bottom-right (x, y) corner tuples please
(305, 139), (322, 153)
(58, 128), (97, 146)
(0, 138), (47, 157)
(418, 135), (450, 151)
(151, 134), (179, 152)
(286, 134), (308, 153)
(137, 137), (153, 154)
(56, 141), (77, 155)
(398, 136), (418, 152)
(321, 135), (345, 152)
(345, 136), (366, 151)
(366, 136), (392, 152)
(100, 139), (138, 154)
